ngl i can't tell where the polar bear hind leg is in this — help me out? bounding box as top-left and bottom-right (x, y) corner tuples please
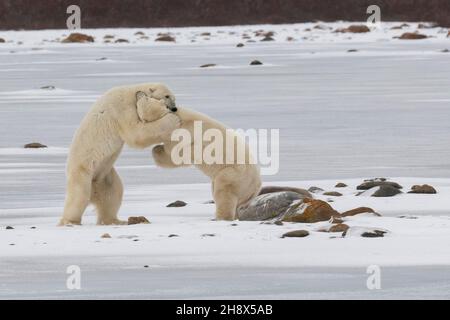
(212, 170), (239, 221)
(91, 167), (126, 225)
(60, 170), (92, 225)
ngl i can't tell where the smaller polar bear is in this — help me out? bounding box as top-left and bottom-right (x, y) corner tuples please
(59, 83), (181, 226)
(136, 92), (262, 220)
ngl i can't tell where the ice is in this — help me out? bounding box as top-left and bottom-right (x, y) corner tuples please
(1, 22), (450, 299)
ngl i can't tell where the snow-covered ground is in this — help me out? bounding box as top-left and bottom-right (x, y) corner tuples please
(1, 22), (450, 299)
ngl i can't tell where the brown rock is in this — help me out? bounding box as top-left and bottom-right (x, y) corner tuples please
(261, 35), (274, 41)
(341, 207), (380, 217)
(101, 233), (111, 238)
(397, 32), (428, 40)
(328, 223), (349, 233)
(448, 31), (450, 37)
(281, 230), (309, 238)
(24, 142), (47, 149)
(335, 182), (347, 188)
(167, 200), (187, 207)
(286, 36), (295, 41)
(335, 25), (370, 33)
(62, 33), (94, 43)
(283, 198), (340, 223)
(127, 216), (151, 225)
(323, 191), (342, 197)
(155, 35), (176, 42)
(408, 184), (437, 194)
(0, 38), (5, 43)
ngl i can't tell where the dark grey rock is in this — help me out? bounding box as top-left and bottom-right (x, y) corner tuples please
(250, 60), (263, 65)
(357, 180), (403, 190)
(166, 200), (187, 207)
(371, 185), (402, 197)
(308, 186), (324, 193)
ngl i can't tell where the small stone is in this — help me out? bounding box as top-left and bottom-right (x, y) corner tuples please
(201, 233), (215, 237)
(347, 49), (358, 52)
(236, 43), (245, 47)
(441, 49), (449, 53)
(6, 226), (14, 230)
(101, 233), (111, 238)
(40, 85), (55, 90)
(260, 35), (274, 41)
(308, 186), (324, 194)
(144, 265), (149, 268)
(24, 142), (47, 149)
(335, 183), (347, 188)
(0, 38), (5, 43)
(103, 35), (115, 39)
(30, 226), (36, 229)
(335, 25), (370, 33)
(134, 31), (145, 36)
(166, 200), (187, 207)
(200, 32), (211, 36)
(203, 200), (215, 204)
(323, 191), (342, 197)
(114, 38), (129, 43)
(155, 35), (176, 42)
(274, 220), (283, 226)
(328, 223), (349, 233)
(397, 32), (428, 40)
(230, 223), (238, 226)
(282, 230), (309, 238)
(361, 230), (387, 238)
(62, 33), (94, 43)
(168, 234), (179, 238)
(200, 63), (217, 68)
(250, 60), (263, 65)
(96, 57), (108, 61)
(127, 216), (151, 225)
(408, 184), (437, 194)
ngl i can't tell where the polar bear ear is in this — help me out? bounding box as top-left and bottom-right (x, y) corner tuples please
(136, 91), (147, 101)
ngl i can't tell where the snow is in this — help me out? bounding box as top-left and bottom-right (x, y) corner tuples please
(1, 22), (450, 299)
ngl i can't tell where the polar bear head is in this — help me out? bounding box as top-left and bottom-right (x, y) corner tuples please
(135, 91), (176, 123)
(148, 84), (177, 112)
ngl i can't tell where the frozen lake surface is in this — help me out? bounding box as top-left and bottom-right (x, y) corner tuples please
(0, 22), (450, 299)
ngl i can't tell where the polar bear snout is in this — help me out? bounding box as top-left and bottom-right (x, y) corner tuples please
(168, 106), (178, 112)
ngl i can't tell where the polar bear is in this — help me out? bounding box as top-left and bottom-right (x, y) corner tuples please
(135, 92), (262, 220)
(59, 83), (181, 226)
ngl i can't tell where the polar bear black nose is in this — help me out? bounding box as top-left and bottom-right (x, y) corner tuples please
(170, 107), (178, 112)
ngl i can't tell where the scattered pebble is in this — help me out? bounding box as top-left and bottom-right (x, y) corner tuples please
(101, 233), (111, 239)
(24, 142), (47, 149)
(40, 85), (55, 90)
(128, 216), (151, 225)
(166, 200), (187, 207)
(236, 43), (244, 47)
(323, 191), (342, 197)
(250, 60), (263, 65)
(335, 183), (347, 188)
(281, 230), (310, 238)
(6, 226), (14, 230)
(168, 234), (179, 238)
(155, 35), (176, 42)
(200, 63), (217, 68)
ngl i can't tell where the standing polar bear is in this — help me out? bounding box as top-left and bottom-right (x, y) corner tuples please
(136, 91), (262, 220)
(59, 83), (180, 225)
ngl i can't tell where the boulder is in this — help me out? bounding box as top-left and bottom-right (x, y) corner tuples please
(127, 216), (150, 225)
(24, 142), (47, 149)
(166, 200), (187, 207)
(358, 185), (402, 197)
(281, 230), (309, 238)
(282, 198), (340, 223)
(397, 32), (428, 40)
(335, 25), (370, 33)
(238, 191), (305, 221)
(62, 33), (94, 43)
(408, 184), (437, 194)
